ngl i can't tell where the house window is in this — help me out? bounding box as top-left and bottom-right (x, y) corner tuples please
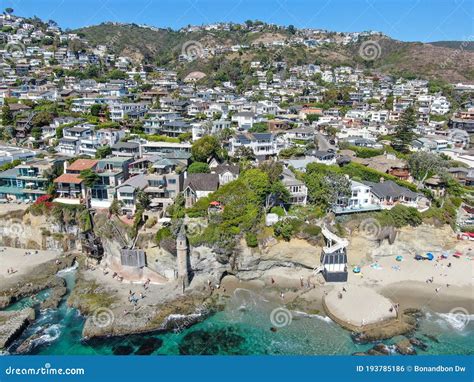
(91, 188), (108, 200)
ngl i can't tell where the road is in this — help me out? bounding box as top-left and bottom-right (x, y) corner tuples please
(315, 132), (337, 151)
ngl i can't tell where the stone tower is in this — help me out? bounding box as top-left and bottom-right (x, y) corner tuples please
(176, 224), (189, 291)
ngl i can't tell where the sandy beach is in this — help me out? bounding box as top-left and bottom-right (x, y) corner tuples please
(0, 247), (61, 279)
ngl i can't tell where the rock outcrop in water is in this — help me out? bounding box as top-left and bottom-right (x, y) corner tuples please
(0, 308), (35, 350)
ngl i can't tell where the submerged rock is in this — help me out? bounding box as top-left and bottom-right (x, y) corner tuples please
(112, 345), (134, 355)
(135, 338), (163, 355)
(178, 327), (245, 355)
(423, 333), (439, 343)
(409, 337), (428, 351)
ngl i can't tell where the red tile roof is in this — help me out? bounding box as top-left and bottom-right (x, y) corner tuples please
(67, 159), (98, 172)
(54, 173), (83, 184)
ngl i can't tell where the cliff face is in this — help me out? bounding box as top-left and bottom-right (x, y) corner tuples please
(0, 208), (81, 252)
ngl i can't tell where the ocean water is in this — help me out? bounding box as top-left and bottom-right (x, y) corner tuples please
(4, 269), (474, 356)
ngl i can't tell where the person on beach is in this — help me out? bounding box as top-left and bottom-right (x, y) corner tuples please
(300, 276), (304, 287)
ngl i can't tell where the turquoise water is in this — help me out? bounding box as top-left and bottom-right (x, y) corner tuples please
(6, 270), (474, 356)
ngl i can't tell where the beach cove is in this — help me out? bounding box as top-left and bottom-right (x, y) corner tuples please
(1, 220), (473, 356)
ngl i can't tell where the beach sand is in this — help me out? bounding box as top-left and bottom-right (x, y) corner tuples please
(324, 285), (397, 327)
(0, 247), (61, 279)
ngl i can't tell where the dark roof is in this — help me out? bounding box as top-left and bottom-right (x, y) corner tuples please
(363, 180), (418, 199)
(310, 150), (336, 159)
(252, 133), (272, 140)
(212, 164), (240, 176)
(184, 173), (219, 192)
(112, 142), (140, 150)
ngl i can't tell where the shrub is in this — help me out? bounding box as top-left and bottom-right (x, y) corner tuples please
(145, 216), (157, 228)
(273, 220), (294, 241)
(301, 224), (322, 237)
(270, 206), (286, 217)
(389, 205), (422, 227)
(245, 232), (258, 247)
(188, 162), (210, 174)
(273, 218), (302, 241)
(155, 226), (172, 244)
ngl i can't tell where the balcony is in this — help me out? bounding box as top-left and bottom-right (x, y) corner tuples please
(333, 204), (382, 215)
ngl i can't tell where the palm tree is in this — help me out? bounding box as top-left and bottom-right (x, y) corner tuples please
(79, 169), (99, 188)
(79, 169), (100, 207)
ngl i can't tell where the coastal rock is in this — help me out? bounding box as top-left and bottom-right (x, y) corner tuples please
(190, 246), (230, 280)
(0, 254), (75, 309)
(0, 308), (35, 350)
(235, 270), (263, 281)
(366, 349), (385, 356)
(40, 285), (67, 310)
(395, 338), (417, 355)
(15, 332), (43, 354)
(409, 337), (428, 351)
(0, 296), (12, 309)
(372, 343), (390, 355)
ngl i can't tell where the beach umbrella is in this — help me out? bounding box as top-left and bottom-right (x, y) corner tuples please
(352, 266), (361, 273)
(396, 255), (403, 261)
(426, 252), (434, 260)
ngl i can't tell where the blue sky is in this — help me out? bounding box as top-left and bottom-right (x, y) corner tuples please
(3, 0), (473, 42)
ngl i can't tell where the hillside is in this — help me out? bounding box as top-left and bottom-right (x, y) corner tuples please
(429, 41), (474, 51)
(75, 23), (474, 84)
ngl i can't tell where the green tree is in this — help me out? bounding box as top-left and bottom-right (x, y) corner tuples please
(304, 163), (351, 208)
(95, 145), (112, 159)
(136, 189), (151, 210)
(191, 135), (222, 162)
(79, 169), (99, 188)
(32, 111), (53, 127)
(90, 104), (102, 116)
(188, 162), (210, 174)
(408, 151), (447, 182)
(393, 107), (416, 153)
(1, 100), (13, 126)
(31, 126), (42, 140)
(306, 114), (320, 123)
(248, 122), (268, 133)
